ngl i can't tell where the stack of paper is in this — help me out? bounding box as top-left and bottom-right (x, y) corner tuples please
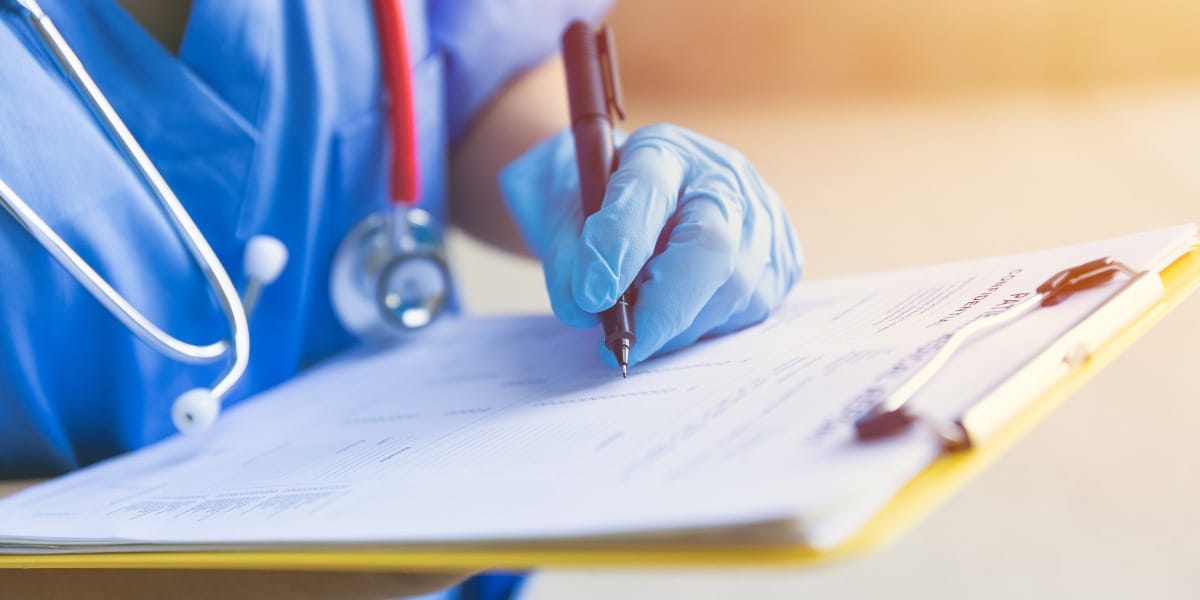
(0, 225), (1195, 557)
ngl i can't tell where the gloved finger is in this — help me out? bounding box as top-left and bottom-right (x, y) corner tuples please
(621, 189), (744, 365)
(652, 282), (742, 358)
(707, 290), (774, 338)
(752, 174), (805, 298)
(543, 203), (599, 328)
(571, 140), (687, 313)
(656, 242), (771, 356)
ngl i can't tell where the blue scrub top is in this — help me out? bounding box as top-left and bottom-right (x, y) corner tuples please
(0, 0), (611, 478)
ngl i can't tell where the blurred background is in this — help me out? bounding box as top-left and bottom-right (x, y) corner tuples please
(448, 1), (1200, 598)
(612, 0), (1200, 99)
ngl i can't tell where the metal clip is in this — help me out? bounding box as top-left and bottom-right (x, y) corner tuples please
(596, 25), (625, 121)
(855, 256), (1141, 451)
(1037, 257), (1137, 306)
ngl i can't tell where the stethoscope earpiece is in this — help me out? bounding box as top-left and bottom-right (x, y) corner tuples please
(242, 235), (289, 316)
(244, 235), (289, 286)
(172, 388), (221, 435)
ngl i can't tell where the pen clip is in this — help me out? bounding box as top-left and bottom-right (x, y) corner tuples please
(596, 25), (625, 121)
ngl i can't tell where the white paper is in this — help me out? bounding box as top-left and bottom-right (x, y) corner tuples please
(0, 225), (1194, 552)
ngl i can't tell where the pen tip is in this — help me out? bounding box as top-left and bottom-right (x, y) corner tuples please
(612, 341), (631, 378)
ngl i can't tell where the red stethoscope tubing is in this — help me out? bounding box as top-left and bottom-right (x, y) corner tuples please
(371, 0), (420, 206)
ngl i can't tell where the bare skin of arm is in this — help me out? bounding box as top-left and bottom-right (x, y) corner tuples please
(1, 568), (468, 600)
(448, 55), (571, 256)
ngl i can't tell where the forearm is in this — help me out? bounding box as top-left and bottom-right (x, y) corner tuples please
(0, 569), (468, 600)
(448, 56), (570, 256)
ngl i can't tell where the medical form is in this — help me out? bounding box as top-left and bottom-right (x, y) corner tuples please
(0, 225), (1195, 553)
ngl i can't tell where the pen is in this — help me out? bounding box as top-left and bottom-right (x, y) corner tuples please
(561, 21), (635, 377)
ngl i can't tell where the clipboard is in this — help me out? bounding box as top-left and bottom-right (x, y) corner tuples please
(1, 244), (1197, 572)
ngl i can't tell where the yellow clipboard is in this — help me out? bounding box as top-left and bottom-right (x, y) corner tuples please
(3, 246), (1198, 572)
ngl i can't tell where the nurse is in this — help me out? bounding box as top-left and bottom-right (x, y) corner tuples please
(0, 0), (802, 598)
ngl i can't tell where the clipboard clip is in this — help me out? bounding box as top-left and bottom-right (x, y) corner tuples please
(855, 257), (1143, 451)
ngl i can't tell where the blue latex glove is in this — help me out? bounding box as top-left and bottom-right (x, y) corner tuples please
(500, 123), (803, 366)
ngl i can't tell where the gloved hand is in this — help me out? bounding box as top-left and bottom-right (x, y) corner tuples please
(500, 123), (803, 366)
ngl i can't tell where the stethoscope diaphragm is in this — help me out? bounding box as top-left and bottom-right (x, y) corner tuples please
(330, 206), (452, 342)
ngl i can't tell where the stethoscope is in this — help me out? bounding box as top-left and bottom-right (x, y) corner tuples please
(0, 0), (451, 434)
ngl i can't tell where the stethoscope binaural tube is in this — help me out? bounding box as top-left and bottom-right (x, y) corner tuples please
(1, 0), (447, 436)
(1, 0), (282, 434)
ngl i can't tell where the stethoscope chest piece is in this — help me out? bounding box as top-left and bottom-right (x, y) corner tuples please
(331, 206), (451, 342)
